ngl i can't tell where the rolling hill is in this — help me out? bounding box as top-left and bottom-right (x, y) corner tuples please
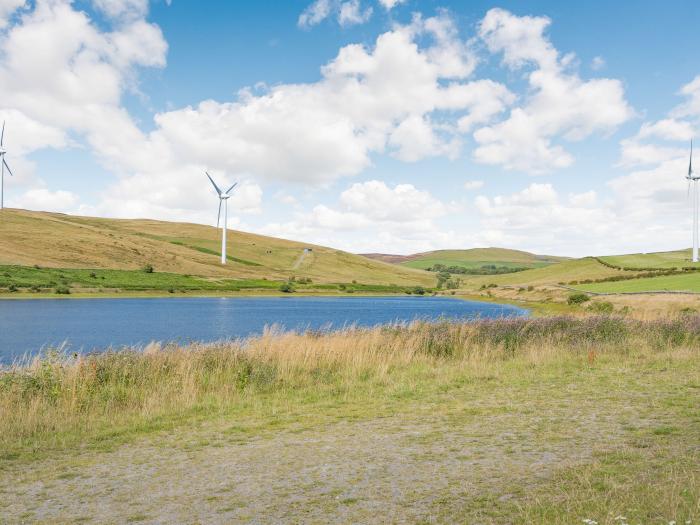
(363, 248), (566, 271)
(0, 209), (435, 290)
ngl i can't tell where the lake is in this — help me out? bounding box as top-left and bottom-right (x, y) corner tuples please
(0, 296), (528, 364)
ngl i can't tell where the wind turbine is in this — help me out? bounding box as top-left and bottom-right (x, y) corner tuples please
(688, 139), (699, 263)
(205, 171), (237, 265)
(0, 121), (14, 210)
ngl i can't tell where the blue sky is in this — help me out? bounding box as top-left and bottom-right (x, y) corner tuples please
(1, 0), (699, 256)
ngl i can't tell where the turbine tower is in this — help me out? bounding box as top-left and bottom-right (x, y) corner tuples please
(688, 140), (699, 263)
(205, 172), (237, 265)
(0, 121), (15, 210)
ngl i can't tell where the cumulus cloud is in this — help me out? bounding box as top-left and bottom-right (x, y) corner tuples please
(473, 8), (633, 173)
(257, 180), (453, 253)
(131, 10), (495, 187)
(9, 187), (79, 212)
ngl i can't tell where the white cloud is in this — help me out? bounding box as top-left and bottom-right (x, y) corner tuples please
(672, 75), (700, 119)
(473, 8), (633, 174)
(338, 0), (372, 26)
(9, 187), (79, 212)
(0, 0), (23, 28)
(378, 0), (405, 10)
(92, 0), (149, 20)
(463, 180), (484, 190)
(256, 180), (452, 253)
(298, 0), (331, 28)
(340, 180), (446, 221)
(591, 56), (605, 71)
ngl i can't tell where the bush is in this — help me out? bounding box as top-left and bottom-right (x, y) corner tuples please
(413, 286), (426, 295)
(279, 283), (295, 293)
(142, 264), (154, 274)
(55, 286), (71, 295)
(89, 272), (97, 278)
(8, 284), (17, 292)
(567, 292), (590, 305)
(588, 301), (614, 314)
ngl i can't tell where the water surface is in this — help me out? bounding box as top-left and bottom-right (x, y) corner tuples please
(0, 296), (527, 364)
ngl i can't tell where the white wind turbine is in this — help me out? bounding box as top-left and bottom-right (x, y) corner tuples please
(0, 121), (15, 210)
(688, 140), (700, 263)
(206, 171), (237, 265)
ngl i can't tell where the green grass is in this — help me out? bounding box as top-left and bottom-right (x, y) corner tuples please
(0, 265), (281, 292)
(576, 272), (700, 293)
(599, 249), (700, 269)
(0, 264), (432, 295)
(401, 258), (550, 271)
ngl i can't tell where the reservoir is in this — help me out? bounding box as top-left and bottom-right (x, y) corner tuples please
(0, 295), (528, 364)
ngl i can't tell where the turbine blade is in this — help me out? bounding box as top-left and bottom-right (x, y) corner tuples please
(205, 171), (222, 195)
(3, 158), (12, 177)
(225, 182), (238, 194)
(1, 121), (4, 147)
(690, 139), (694, 178)
(217, 199), (222, 228)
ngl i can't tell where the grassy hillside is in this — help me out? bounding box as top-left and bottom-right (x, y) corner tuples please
(576, 273), (700, 294)
(400, 248), (564, 271)
(363, 248), (565, 271)
(0, 209), (434, 290)
(599, 249), (698, 269)
(458, 257), (626, 288)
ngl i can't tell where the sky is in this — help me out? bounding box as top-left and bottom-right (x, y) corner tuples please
(1, 0), (699, 257)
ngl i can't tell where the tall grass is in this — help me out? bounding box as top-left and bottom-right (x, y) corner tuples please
(2, 316), (699, 457)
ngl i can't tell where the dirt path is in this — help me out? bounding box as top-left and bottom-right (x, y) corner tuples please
(0, 396), (662, 524)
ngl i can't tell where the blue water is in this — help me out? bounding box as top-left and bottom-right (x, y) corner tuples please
(0, 296), (527, 364)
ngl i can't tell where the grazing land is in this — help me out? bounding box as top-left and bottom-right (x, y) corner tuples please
(599, 250), (695, 269)
(576, 272), (700, 294)
(1, 317), (699, 523)
(364, 248), (564, 271)
(0, 209), (434, 295)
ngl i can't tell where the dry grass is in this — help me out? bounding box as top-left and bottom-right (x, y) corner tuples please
(2, 316), (700, 523)
(0, 208), (433, 286)
(2, 315), (699, 459)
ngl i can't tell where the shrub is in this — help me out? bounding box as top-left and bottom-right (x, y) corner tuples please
(413, 286), (426, 295)
(588, 301), (614, 314)
(89, 272), (97, 278)
(567, 292), (590, 305)
(142, 264), (154, 274)
(8, 284), (17, 292)
(279, 283), (295, 293)
(55, 286), (71, 295)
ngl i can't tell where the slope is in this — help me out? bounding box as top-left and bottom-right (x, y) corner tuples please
(0, 209), (434, 287)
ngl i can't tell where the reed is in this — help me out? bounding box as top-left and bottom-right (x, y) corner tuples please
(2, 316), (699, 458)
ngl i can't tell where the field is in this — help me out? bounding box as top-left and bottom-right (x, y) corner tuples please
(378, 248), (564, 271)
(599, 250), (696, 269)
(1, 316), (699, 523)
(576, 272), (700, 294)
(0, 209), (434, 293)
